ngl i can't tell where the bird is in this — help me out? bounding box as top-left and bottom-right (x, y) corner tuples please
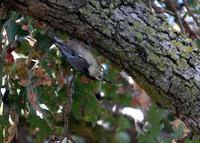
(48, 32), (106, 81)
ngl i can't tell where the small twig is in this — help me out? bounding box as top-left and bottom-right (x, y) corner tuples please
(148, 0), (153, 12)
(169, 0), (186, 35)
(182, 12), (188, 20)
(63, 73), (75, 143)
(182, 13), (200, 40)
(183, 19), (200, 40)
(152, 5), (176, 16)
(184, 0), (200, 27)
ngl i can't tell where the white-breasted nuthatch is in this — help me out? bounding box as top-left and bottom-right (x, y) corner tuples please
(48, 33), (105, 81)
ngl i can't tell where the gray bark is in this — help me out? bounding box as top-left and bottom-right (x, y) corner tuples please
(2, 0), (200, 134)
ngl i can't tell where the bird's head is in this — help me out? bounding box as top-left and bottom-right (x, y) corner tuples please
(88, 65), (104, 81)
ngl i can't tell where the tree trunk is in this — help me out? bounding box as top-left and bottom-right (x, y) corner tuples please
(2, 0), (200, 134)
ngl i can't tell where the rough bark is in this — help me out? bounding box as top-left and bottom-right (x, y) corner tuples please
(2, 0), (200, 134)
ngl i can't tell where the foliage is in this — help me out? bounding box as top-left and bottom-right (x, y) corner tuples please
(0, 12), (132, 142)
(137, 105), (192, 143)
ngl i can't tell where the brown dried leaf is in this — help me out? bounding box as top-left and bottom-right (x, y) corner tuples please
(19, 79), (29, 87)
(35, 21), (48, 29)
(33, 68), (52, 87)
(7, 124), (17, 143)
(41, 76), (52, 86)
(28, 90), (39, 111)
(5, 53), (14, 65)
(16, 58), (28, 79)
(34, 68), (45, 77)
(131, 83), (151, 112)
(80, 76), (91, 84)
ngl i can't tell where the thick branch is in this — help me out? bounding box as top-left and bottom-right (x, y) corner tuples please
(2, 0), (200, 133)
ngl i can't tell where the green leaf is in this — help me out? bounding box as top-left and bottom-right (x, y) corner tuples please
(71, 75), (105, 124)
(3, 12), (27, 42)
(115, 131), (131, 143)
(37, 86), (59, 113)
(116, 116), (130, 131)
(28, 113), (52, 142)
(185, 137), (200, 143)
(35, 33), (52, 53)
(137, 105), (164, 143)
(16, 39), (33, 55)
(148, 105), (163, 137)
(171, 123), (184, 140)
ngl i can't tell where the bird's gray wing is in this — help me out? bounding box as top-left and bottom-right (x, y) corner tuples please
(56, 43), (90, 74)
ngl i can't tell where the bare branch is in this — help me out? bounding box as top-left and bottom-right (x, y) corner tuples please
(63, 74), (75, 142)
(168, 0), (186, 34)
